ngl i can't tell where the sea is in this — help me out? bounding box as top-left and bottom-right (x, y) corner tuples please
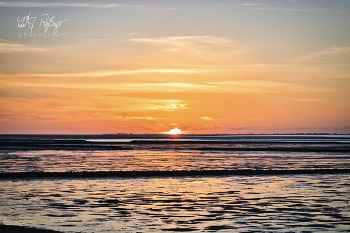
(0, 134), (350, 232)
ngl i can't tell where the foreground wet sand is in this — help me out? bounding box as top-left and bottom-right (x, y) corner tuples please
(1, 175), (349, 232)
(0, 224), (62, 233)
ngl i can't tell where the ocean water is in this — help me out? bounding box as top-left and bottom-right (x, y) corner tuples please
(0, 134), (350, 232)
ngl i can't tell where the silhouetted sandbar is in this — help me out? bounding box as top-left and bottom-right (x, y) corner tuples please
(1, 169), (349, 179)
(0, 224), (62, 233)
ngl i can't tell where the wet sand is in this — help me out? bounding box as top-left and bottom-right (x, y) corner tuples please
(1, 175), (349, 232)
(1, 136), (349, 152)
(0, 224), (62, 233)
(2, 142), (350, 173)
(1, 135), (349, 232)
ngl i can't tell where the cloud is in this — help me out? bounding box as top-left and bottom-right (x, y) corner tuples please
(0, 2), (120, 8)
(0, 2), (176, 10)
(130, 35), (231, 46)
(129, 35), (250, 53)
(127, 35), (255, 68)
(183, 124), (222, 131)
(126, 116), (163, 121)
(200, 116), (214, 121)
(98, 116), (164, 121)
(0, 86), (190, 118)
(229, 126), (258, 130)
(285, 98), (323, 102)
(244, 7), (311, 12)
(108, 98), (188, 112)
(203, 125), (222, 129)
(291, 46), (350, 65)
(0, 112), (59, 121)
(147, 101), (187, 112)
(0, 75), (298, 94)
(0, 41), (46, 53)
(12, 68), (207, 78)
(241, 2), (325, 12)
(104, 98), (188, 112)
(138, 124), (153, 130)
(206, 80), (291, 93)
(242, 3), (262, 6)
(155, 123), (164, 128)
(127, 5), (176, 11)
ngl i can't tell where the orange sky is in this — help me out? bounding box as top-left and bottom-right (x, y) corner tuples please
(0, 1), (350, 134)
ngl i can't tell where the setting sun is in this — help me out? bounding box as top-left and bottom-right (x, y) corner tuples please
(169, 128), (182, 135)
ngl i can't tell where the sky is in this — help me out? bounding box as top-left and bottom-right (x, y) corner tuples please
(0, 0), (350, 134)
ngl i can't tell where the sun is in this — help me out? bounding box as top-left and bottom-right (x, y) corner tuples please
(169, 127), (182, 135)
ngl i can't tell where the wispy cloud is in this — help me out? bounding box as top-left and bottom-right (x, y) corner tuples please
(0, 2), (120, 8)
(0, 90), (189, 117)
(291, 46), (350, 65)
(285, 98), (324, 102)
(245, 7), (311, 12)
(100, 116), (164, 121)
(127, 5), (176, 11)
(129, 35), (250, 53)
(126, 99), (188, 112)
(242, 3), (262, 7)
(206, 80), (291, 93)
(0, 1), (176, 10)
(126, 116), (164, 121)
(18, 68), (207, 78)
(0, 75), (299, 94)
(241, 1), (327, 12)
(130, 35), (231, 46)
(0, 41), (46, 53)
(200, 116), (214, 121)
(0, 76), (293, 94)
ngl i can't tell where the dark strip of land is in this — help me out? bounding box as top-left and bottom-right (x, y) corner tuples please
(1, 140), (349, 145)
(1, 146), (348, 152)
(1, 169), (349, 179)
(0, 224), (62, 233)
(1, 140), (349, 152)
